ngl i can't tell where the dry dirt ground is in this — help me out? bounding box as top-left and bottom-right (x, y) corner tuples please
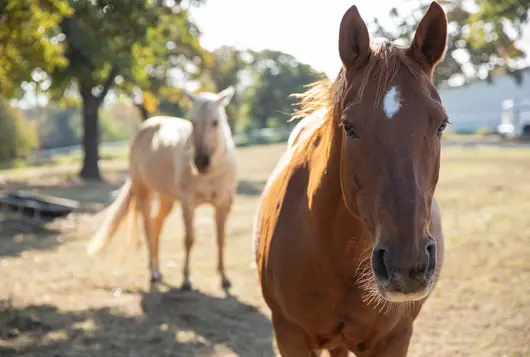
(1, 143), (529, 357)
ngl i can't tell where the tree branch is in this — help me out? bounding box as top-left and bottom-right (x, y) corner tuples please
(97, 65), (118, 104)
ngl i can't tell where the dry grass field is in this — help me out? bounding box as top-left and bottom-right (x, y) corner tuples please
(1, 142), (529, 357)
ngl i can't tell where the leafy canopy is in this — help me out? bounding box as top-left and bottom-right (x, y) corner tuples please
(371, 0), (529, 86)
(0, 0), (72, 98)
(50, 0), (208, 103)
(244, 50), (327, 129)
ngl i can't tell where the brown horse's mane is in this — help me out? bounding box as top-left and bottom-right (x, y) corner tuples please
(290, 41), (420, 160)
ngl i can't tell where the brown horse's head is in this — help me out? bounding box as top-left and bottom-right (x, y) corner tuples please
(336, 2), (448, 302)
(184, 86), (235, 174)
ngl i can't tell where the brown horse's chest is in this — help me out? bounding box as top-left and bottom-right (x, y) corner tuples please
(302, 281), (402, 350)
(266, 245), (405, 352)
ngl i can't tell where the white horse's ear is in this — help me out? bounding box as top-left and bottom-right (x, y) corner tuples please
(216, 86), (235, 107)
(182, 88), (198, 102)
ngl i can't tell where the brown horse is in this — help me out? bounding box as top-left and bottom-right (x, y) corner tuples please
(253, 2), (448, 356)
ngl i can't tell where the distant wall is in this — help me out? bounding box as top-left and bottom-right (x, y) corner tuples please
(438, 70), (530, 133)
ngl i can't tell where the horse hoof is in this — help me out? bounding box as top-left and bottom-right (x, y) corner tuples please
(221, 278), (232, 290)
(150, 271), (163, 283)
(180, 281), (193, 291)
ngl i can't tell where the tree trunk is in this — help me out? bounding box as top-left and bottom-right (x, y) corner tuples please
(259, 116), (268, 129)
(80, 94), (101, 180)
(78, 67), (117, 181)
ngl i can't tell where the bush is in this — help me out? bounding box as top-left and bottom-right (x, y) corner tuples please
(99, 114), (135, 142)
(40, 107), (82, 149)
(0, 101), (38, 163)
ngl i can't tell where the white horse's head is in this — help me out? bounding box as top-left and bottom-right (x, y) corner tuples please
(183, 86), (235, 174)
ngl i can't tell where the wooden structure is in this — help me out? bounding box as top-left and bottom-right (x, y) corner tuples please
(0, 191), (80, 232)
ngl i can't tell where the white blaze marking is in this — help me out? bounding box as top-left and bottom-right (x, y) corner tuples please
(383, 86), (401, 119)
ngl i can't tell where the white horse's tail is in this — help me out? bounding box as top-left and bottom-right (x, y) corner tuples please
(86, 178), (134, 256)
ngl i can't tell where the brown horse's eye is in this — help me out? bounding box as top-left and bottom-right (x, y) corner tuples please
(436, 119), (450, 137)
(342, 121), (359, 139)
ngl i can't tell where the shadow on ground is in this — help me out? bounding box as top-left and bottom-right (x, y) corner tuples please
(0, 175), (266, 258)
(0, 172), (124, 258)
(0, 285), (275, 357)
(0, 221), (64, 258)
(236, 180), (266, 197)
(0, 176), (123, 258)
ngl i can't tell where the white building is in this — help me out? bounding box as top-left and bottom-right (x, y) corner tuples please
(438, 68), (530, 133)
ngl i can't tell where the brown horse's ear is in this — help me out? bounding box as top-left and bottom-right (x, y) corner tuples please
(409, 1), (448, 69)
(338, 5), (370, 69)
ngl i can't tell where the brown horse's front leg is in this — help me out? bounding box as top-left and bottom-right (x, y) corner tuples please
(272, 312), (319, 357)
(214, 197), (233, 290)
(356, 324), (412, 357)
(180, 199), (196, 291)
(328, 347), (350, 357)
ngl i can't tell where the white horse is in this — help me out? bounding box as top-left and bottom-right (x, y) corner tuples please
(86, 86), (238, 291)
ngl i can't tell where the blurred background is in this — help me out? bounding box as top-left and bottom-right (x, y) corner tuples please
(0, 1), (529, 356)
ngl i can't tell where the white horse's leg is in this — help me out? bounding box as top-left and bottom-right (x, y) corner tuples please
(135, 183), (156, 282)
(149, 195), (174, 283)
(180, 198), (196, 291)
(215, 197), (233, 290)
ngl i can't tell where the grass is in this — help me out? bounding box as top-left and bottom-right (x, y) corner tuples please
(0, 130), (293, 174)
(1, 143), (529, 357)
(0, 129), (503, 174)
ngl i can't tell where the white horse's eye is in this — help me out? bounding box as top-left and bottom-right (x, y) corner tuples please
(212, 120), (219, 127)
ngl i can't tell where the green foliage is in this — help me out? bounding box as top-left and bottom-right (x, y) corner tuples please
(201, 46), (250, 129)
(0, 0), (72, 98)
(99, 116), (130, 142)
(36, 103), (139, 149)
(197, 47), (327, 132)
(0, 101), (38, 163)
(370, 0), (529, 86)
(43, 0), (209, 178)
(40, 106), (81, 149)
(67, 0), (211, 116)
(244, 50), (327, 129)
(472, 0), (530, 32)
(157, 97), (187, 119)
(466, 0), (530, 84)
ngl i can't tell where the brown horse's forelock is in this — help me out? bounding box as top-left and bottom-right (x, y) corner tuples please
(291, 42), (420, 121)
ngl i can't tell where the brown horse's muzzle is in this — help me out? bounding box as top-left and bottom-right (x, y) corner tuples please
(370, 237), (437, 302)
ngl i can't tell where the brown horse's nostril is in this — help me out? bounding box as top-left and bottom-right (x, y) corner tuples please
(424, 238), (437, 280)
(371, 245), (390, 285)
(372, 238), (437, 291)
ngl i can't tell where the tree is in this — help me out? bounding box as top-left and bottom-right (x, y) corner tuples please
(119, 6), (211, 122)
(244, 50), (327, 129)
(202, 46), (249, 129)
(49, 0), (207, 180)
(0, 0), (72, 98)
(0, 101), (38, 163)
(370, 1), (529, 86)
(466, 0), (529, 84)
